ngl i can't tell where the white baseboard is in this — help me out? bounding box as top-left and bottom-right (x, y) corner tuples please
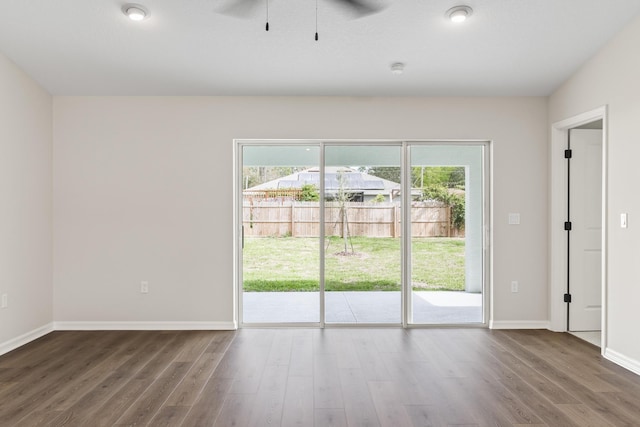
(53, 321), (237, 331)
(489, 320), (550, 330)
(0, 323), (54, 357)
(604, 348), (640, 377)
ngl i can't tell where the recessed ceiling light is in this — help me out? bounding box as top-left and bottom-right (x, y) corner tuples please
(123, 4), (149, 21)
(446, 5), (472, 23)
(390, 63), (405, 75)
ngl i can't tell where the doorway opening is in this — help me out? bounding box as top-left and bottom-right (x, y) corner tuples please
(550, 107), (607, 351)
(234, 140), (490, 328)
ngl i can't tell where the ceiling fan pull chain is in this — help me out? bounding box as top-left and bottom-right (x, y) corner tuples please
(315, 0), (319, 40)
(265, 0), (269, 31)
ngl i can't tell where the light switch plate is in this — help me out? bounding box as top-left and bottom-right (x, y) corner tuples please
(621, 213), (628, 228)
(508, 213), (520, 225)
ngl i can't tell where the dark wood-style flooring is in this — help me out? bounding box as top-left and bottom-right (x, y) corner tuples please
(1, 328), (639, 426)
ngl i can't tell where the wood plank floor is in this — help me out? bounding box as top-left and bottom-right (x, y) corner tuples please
(1, 329), (639, 426)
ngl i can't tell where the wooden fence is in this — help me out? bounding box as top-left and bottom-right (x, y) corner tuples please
(242, 201), (463, 238)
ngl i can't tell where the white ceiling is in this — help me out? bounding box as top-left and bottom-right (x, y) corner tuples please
(1, 0), (639, 96)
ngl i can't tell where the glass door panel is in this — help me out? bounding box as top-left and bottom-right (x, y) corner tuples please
(408, 144), (484, 324)
(241, 145), (320, 324)
(324, 145), (402, 324)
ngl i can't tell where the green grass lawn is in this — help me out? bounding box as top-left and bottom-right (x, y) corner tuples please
(243, 236), (465, 292)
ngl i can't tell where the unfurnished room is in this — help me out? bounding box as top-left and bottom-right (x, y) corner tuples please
(1, 1), (640, 426)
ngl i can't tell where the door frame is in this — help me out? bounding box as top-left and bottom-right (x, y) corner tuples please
(550, 106), (608, 353)
(233, 139), (492, 328)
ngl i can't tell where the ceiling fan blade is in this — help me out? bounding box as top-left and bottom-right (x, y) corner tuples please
(327, 0), (385, 17)
(217, 0), (262, 18)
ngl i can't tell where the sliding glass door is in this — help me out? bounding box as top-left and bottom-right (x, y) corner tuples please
(408, 144), (485, 325)
(241, 145), (320, 324)
(324, 145), (402, 324)
(237, 141), (488, 327)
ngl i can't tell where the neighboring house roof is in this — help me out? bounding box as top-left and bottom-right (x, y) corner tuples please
(245, 167), (399, 197)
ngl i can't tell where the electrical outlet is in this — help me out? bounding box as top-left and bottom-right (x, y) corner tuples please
(511, 281), (519, 293)
(140, 281), (149, 294)
(1, 293), (7, 308)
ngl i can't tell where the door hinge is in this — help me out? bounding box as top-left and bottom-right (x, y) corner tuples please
(564, 293), (572, 303)
(564, 221), (572, 231)
(564, 149), (572, 159)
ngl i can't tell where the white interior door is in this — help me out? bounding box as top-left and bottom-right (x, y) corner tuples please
(569, 129), (602, 331)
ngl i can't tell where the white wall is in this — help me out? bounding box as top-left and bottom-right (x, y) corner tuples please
(53, 96), (548, 327)
(0, 52), (52, 350)
(550, 14), (640, 369)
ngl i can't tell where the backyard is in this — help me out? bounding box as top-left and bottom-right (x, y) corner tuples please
(243, 236), (465, 292)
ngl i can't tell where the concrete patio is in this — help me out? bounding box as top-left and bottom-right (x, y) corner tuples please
(242, 291), (482, 324)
